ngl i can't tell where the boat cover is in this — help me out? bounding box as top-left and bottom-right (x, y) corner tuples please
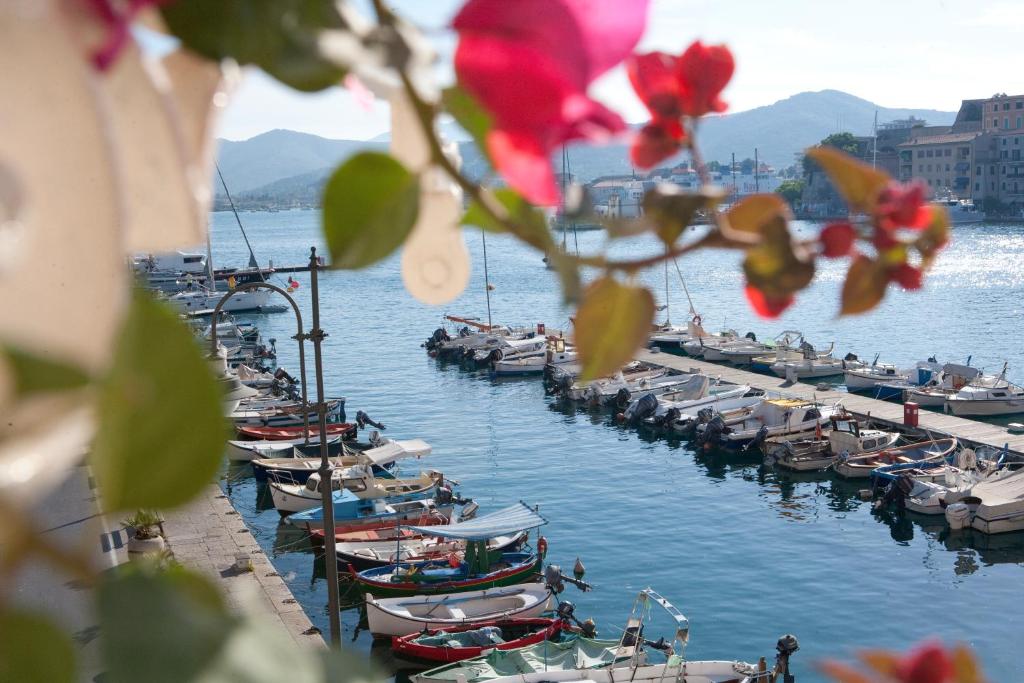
(415, 626), (505, 648)
(418, 636), (622, 683)
(404, 502), (546, 540)
(360, 439), (432, 467)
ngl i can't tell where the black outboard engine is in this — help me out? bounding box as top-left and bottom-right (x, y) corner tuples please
(557, 374), (574, 395)
(487, 348), (504, 365)
(775, 634), (799, 683)
(436, 485), (454, 505)
(459, 326), (471, 337)
(614, 388), (631, 410)
(875, 474), (915, 511)
(843, 352), (859, 362)
(659, 406), (681, 430)
(627, 393), (659, 423)
(697, 414), (727, 447)
(744, 331), (757, 341)
(355, 410), (386, 431)
(746, 424), (770, 451)
(274, 367), (297, 385)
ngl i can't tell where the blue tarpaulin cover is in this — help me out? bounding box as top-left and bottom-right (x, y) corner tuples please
(404, 501), (547, 540)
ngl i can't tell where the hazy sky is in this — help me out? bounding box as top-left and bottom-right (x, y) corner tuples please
(217, 0), (1024, 141)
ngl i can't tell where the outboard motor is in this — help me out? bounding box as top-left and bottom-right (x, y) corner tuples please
(557, 374), (574, 395)
(843, 352), (859, 362)
(775, 634), (799, 683)
(697, 414), (727, 448)
(626, 393), (659, 423)
(436, 485), (454, 505)
(659, 406), (681, 430)
(274, 367), (297, 385)
(459, 326), (471, 337)
(875, 474), (915, 511)
(744, 331), (757, 341)
(355, 410), (386, 431)
(614, 388), (631, 410)
(544, 565), (565, 594)
(487, 348), (504, 365)
(745, 424), (770, 451)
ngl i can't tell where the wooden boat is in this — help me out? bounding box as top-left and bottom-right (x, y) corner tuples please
(351, 551), (540, 598)
(762, 413), (901, 472)
(392, 617), (564, 663)
(235, 422), (356, 441)
(270, 469), (444, 515)
(833, 438), (957, 479)
(251, 454), (393, 483)
(365, 584), (553, 638)
(286, 495), (465, 533)
(695, 398), (840, 449)
(336, 532), (526, 570)
(226, 435), (345, 462)
(249, 438), (431, 481)
(309, 519), (449, 547)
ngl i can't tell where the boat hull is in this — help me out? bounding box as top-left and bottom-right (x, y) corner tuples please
(946, 398), (1024, 417)
(352, 554), (541, 598)
(391, 618), (562, 663)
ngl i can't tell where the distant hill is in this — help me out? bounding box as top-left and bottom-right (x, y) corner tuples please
(213, 90), (957, 209)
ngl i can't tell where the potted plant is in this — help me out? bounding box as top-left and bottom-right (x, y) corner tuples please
(123, 509), (166, 559)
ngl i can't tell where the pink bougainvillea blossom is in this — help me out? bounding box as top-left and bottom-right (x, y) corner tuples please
(454, 0), (650, 204)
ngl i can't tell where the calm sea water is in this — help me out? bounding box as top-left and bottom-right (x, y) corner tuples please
(210, 210), (1024, 681)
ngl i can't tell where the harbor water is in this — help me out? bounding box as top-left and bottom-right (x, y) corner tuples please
(212, 210), (1024, 680)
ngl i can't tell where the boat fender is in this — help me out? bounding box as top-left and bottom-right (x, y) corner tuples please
(537, 536), (548, 558)
(448, 553), (461, 568)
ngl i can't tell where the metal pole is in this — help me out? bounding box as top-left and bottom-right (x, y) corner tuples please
(731, 152), (737, 202)
(481, 229), (493, 330)
(754, 148), (760, 193)
(308, 246), (341, 648)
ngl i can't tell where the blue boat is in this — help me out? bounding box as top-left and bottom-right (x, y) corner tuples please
(286, 490), (465, 533)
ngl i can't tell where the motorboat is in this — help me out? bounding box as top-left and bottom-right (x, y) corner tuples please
(945, 466), (1024, 533)
(248, 437), (429, 480)
(230, 397), (345, 427)
(769, 343), (846, 380)
(286, 493), (472, 533)
(716, 331), (803, 366)
(164, 285), (272, 314)
(393, 617), (567, 665)
(832, 438), (957, 479)
(875, 447), (1015, 514)
(680, 329), (741, 358)
(492, 339), (576, 376)
(226, 434), (345, 462)
(659, 394), (766, 435)
(904, 362), (981, 407)
(843, 355), (909, 393)
(696, 398), (839, 449)
(625, 383), (749, 426)
(762, 413), (901, 472)
(235, 422), (357, 441)
(336, 531), (526, 570)
(269, 468), (444, 515)
(562, 366), (668, 403)
(365, 584), (553, 638)
(471, 335), (548, 367)
(945, 365), (1024, 416)
(859, 358), (944, 401)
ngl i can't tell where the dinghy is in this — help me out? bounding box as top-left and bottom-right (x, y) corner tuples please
(250, 438), (430, 481)
(393, 617), (566, 664)
(337, 532), (526, 570)
(762, 413), (901, 472)
(286, 494), (469, 534)
(832, 438), (957, 479)
(365, 584), (553, 638)
(350, 502), (548, 597)
(269, 468), (444, 515)
(235, 423), (356, 441)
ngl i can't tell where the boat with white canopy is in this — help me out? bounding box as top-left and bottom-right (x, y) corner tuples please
(945, 364), (1024, 416)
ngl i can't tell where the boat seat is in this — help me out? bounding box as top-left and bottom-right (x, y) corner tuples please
(446, 607), (466, 620)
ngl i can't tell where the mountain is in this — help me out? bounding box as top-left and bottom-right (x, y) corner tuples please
(213, 90), (957, 209)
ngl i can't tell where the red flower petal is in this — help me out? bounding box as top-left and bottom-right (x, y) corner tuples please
(486, 129), (560, 206)
(890, 262), (923, 290)
(895, 642), (954, 683)
(630, 122), (684, 169)
(626, 52), (682, 121)
(819, 221), (856, 258)
(676, 41), (734, 117)
(875, 180), (929, 230)
(744, 284), (794, 319)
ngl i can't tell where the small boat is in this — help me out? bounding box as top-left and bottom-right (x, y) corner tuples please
(874, 447), (1013, 514)
(696, 398), (839, 449)
(269, 468), (444, 515)
(337, 531), (527, 570)
(226, 435), (346, 462)
(349, 502), (548, 597)
(762, 413), (901, 472)
(286, 494), (468, 533)
(235, 422), (356, 441)
(654, 394), (765, 435)
(491, 339), (576, 377)
(625, 383), (749, 426)
(945, 467), (1024, 534)
(860, 358), (944, 401)
(843, 356), (909, 393)
(770, 343), (845, 379)
(680, 329), (742, 358)
(230, 397), (345, 427)
(945, 365), (1024, 416)
(393, 617), (566, 664)
(563, 366), (669, 403)
(904, 362), (981, 407)
(716, 330), (803, 366)
(165, 285), (272, 313)
(410, 635), (631, 683)
(249, 438), (430, 481)
(832, 438), (957, 479)
(471, 335), (548, 368)
(365, 584), (553, 638)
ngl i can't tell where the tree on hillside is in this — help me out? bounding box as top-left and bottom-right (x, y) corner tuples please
(776, 179), (805, 208)
(803, 132), (860, 178)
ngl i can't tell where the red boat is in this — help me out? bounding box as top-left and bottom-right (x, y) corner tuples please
(391, 618), (565, 663)
(235, 422), (356, 441)
(308, 516), (449, 546)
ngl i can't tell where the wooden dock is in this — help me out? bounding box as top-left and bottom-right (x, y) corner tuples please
(637, 348), (1024, 456)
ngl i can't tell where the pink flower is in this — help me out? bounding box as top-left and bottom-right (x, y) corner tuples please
(81, 0), (161, 71)
(819, 221), (856, 257)
(744, 284), (794, 319)
(874, 180), (932, 231)
(454, 0), (650, 204)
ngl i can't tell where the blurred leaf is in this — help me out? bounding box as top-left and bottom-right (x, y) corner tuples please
(857, 649), (901, 676)
(0, 609), (75, 683)
(574, 278), (654, 380)
(442, 85), (493, 164)
(463, 189), (554, 251)
(642, 185), (723, 245)
(1, 346), (90, 398)
(807, 147), (889, 213)
(951, 644), (984, 683)
(161, 0), (347, 92)
(741, 217), (814, 299)
(323, 152), (420, 269)
(91, 292), (228, 511)
(840, 255), (889, 316)
(549, 252), (582, 305)
(816, 661), (875, 683)
(99, 565), (376, 683)
(726, 194), (789, 235)
(914, 206), (951, 266)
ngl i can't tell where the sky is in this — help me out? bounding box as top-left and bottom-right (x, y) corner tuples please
(216, 0), (1024, 141)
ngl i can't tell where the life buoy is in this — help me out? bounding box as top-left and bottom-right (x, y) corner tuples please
(537, 536), (548, 557)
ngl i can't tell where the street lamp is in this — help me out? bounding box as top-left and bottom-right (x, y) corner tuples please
(209, 246), (342, 648)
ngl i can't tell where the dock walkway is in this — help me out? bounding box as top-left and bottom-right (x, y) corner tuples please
(637, 349), (1024, 455)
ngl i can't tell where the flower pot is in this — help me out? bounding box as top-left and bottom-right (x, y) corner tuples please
(127, 534), (166, 559)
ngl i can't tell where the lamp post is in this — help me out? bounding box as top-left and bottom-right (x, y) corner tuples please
(209, 246), (341, 647)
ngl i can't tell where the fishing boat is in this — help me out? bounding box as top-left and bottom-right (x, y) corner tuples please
(236, 422), (356, 441)
(904, 362), (980, 407)
(349, 502), (548, 597)
(249, 438), (430, 481)
(769, 343), (846, 379)
(365, 584), (553, 638)
(832, 438), (957, 479)
(394, 618), (567, 664)
(843, 356), (909, 393)
(945, 365), (1024, 416)
(410, 635), (634, 683)
(657, 393), (766, 435)
(762, 413), (901, 472)
(230, 397), (345, 427)
(696, 398), (839, 449)
(286, 493), (470, 534)
(226, 434), (347, 462)
(269, 468), (444, 515)
(716, 331), (803, 366)
(337, 531), (526, 570)
(624, 383), (748, 426)
(944, 467), (1024, 534)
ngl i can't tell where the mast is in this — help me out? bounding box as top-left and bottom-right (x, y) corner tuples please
(481, 228), (493, 330)
(754, 148), (759, 192)
(216, 163), (265, 281)
(872, 111), (878, 169)
(560, 147), (568, 251)
(204, 224), (215, 286)
(663, 258), (670, 325)
(731, 152), (737, 202)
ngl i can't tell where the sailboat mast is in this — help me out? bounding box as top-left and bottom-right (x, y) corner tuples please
(481, 228), (493, 330)
(205, 225), (215, 286)
(663, 258), (670, 325)
(872, 111), (878, 169)
(216, 163), (266, 281)
(560, 147), (568, 250)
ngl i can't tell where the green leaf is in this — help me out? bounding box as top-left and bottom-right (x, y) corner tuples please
(442, 85), (493, 164)
(160, 1), (347, 92)
(742, 216), (815, 299)
(574, 278), (655, 381)
(726, 193), (790, 235)
(462, 189), (554, 251)
(0, 609), (75, 683)
(642, 186), (723, 245)
(91, 292), (229, 511)
(806, 147), (889, 213)
(1, 346), (90, 397)
(840, 255), (889, 316)
(99, 565), (377, 683)
(322, 152), (420, 269)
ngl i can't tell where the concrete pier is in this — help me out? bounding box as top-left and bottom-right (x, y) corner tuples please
(638, 348), (1024, 455)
